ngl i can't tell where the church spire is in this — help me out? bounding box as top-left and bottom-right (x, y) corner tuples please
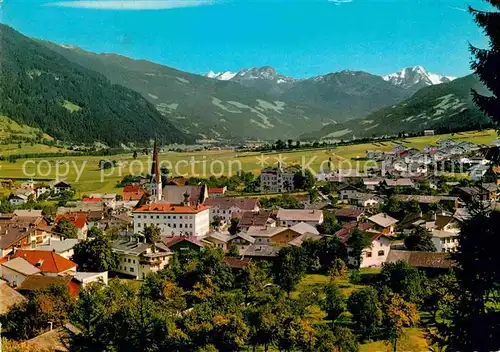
(150, 140), (162, 201)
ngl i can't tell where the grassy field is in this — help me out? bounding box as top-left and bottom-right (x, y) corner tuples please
(0, 129), (496, 197)
(0, 115), (52, 141)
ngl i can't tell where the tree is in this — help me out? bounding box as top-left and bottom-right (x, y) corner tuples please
(72, 234), (119, 272)
(382, 197), (401, 214)
(287, 139), (294, 149)
(227, 243), (240, 257)
(211, 215), (222, 230)
(315, 326), (359, 352)
(347, 287), (382, 340)
(239, 262), (271, 303)
(133, 150), (138, 159)
(316, 211), (341, 235)
(293, 169), (315, 190)
(55, 218), (78, 239)
(469, 2), (500, 125)
(3, 284), (74, 340)
(404, 226), (436, 252)
(308, 188), (319, 203)
(347, 228), (372, 269)
(228, 218), (240, 236)
(322, 283), (346, 322)
(275, 139), (286, 150)
(142, 224), (160, 243)
(438, 209), (500, 350)
(272, 246), (307, 294)
(383, 295), (419, 352)
(328, 258), (348, 280)
(376, 260), (427, 305)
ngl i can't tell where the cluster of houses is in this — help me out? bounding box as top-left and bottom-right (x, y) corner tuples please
(0, 137), (497, 300)
(8, 180), (72, 206)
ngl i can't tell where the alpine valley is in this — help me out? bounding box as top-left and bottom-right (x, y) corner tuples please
(0, 25), (491, 144)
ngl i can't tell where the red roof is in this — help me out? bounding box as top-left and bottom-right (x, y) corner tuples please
(123, 185), (141, 192)
(134, 203), (209, 214)
(82, 197), (102, 203)
(54, 213), (88, 229)
(335, 221), (375, 243)
(208, 187), (225, 194)
(12, 250), (77, 274)
(123, 186), (145, 201)
(334, 208), (364, 219)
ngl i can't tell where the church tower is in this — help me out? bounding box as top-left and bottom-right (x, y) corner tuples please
(150, 140), (162, 201)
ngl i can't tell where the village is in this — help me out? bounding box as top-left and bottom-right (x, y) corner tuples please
(0, 135), (499, 350)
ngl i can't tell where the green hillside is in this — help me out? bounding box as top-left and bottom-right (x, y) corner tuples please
(301, 75), (493, 140)
(281, 71), (411, 121)
(0, 25), (192, 146)
(41, 41), (338, 141)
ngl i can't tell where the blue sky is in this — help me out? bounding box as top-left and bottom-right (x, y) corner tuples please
(1, 0), (491, 78)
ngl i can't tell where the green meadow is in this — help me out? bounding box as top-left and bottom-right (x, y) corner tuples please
(0, 129), (496, 197)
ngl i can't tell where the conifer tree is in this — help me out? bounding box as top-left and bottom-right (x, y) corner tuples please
(470, 2), (500, 123)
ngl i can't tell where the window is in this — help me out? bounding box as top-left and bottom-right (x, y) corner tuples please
(157, 215), (160, 219)
(168, 216), (171, 219)
(133, 260), (135, 264)
(173, 216), (176, 219)
(130, 267), (134, 272)
(190, 224), (193, 228)
(128, 259), (131, 263)
(150, 215), (153, 219)
(137, 215), (141, 219)
(179, 216), (183, 219)
(173, 224), (176, 228)
(366, 252), (372, 258)
(138, 223), (141, 227)
(179, 224), (183, 228)
(378, 250), (385, 256)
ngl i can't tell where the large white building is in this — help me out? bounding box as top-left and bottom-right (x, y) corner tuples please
(260, 165), (296, 193)
(111, 237), (172, 280)
(133, 203), (210, 237)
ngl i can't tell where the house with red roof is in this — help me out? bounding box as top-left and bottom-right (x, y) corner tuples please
(208, 187), (227, 198)
(133, 203), (210, 237)
(122, 185), (145, 202)
(54, 213), (88, 239)
(11, 250), (77, 276)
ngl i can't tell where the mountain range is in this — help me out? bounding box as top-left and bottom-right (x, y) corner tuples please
(300, 74), (491, 141)
(0, 24), (489, 145)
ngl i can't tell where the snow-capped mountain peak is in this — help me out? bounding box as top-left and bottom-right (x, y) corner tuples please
(206, 70), (238, 81)
(205, 66), (294, 83)
(382, 66), (456, 90)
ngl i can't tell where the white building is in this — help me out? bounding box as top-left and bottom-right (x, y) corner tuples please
(9, 194), (28, 206)
(205, 198), (260, 226)
(133, 203), (210, 237)
(111, 236), (172, 280)
(260, 165), (296, 193)
(431, 230), (459, 253)
(0, 257), (41, 287)
(36, 238), (80, 259)
(73, 271), (109, 287)
(276, 209), (324, 227)
(349, 234), (391, 268)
